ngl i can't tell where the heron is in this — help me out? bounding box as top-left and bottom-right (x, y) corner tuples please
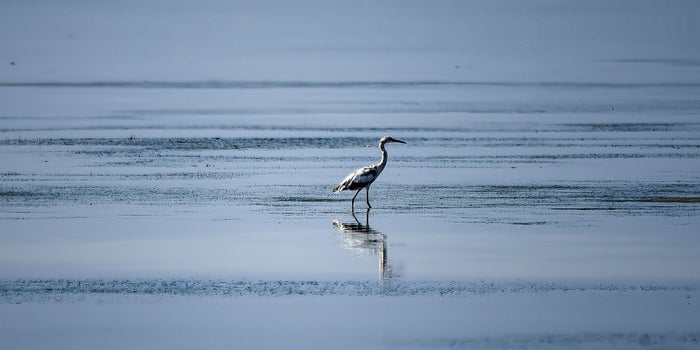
(332, 136), (406, 211)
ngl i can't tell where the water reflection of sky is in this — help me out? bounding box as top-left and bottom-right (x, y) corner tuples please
(3, 1), (700, 82)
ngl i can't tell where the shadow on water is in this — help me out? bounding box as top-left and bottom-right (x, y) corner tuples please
(332, 209), (402, 280)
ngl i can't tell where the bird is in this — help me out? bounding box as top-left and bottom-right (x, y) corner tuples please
(333, 136), (406, 211)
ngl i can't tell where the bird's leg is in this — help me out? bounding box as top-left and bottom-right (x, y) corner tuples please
(351, 189), (361, 212)
(365, 186), (372, 208)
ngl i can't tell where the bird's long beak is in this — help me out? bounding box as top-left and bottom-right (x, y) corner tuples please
(392, 138), (406, 144)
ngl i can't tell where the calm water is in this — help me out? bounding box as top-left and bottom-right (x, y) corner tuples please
(1, 81), (699, 282)
(2, 0), (700, 283)
(3, 4), (700, 350)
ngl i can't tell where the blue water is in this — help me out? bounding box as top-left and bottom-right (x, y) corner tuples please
(1, 79), (699, 282)
(1, 0), (700, 283)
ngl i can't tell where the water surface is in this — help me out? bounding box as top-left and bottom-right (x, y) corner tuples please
(1, 81), (699, 282)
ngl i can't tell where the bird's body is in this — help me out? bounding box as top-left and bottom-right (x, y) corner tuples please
(333, 136), (406, 210)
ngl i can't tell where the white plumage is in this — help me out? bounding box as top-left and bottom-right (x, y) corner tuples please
(333, 136), (406, 210)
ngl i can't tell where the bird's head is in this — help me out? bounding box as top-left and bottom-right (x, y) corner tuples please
(379, 136), (407, 145)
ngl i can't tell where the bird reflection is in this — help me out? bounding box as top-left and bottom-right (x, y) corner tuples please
(332, 209), (401, 279)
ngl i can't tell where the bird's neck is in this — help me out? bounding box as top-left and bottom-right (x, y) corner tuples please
(377, 143), (388, 171)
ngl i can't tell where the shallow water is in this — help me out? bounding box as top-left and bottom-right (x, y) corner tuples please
(1, 81), (699, 282)
(4, 3), (700, 349)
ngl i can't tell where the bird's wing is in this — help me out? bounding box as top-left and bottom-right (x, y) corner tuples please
(351, 166), (378, 187)
(333, 165), (378, 193)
